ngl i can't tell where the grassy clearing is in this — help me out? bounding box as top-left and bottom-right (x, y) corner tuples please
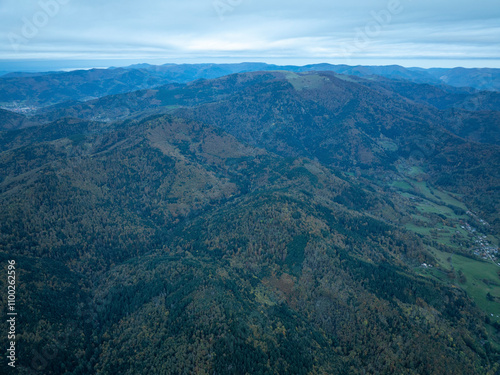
(416, 202), (450, 215)
(432, 189), (468, 210)
(388, 174), (500, 321)
(392, 179), (467, 221)
(409, 220), (470, 251)
(391, 180), (413, 190)
(488, 235), (499, 247)
(433, 228), (458, 248)
(425, 247), (500, 320)
(285, 73), (329, 91)
(411, 214), (432, 223)
(416, 199), (466, 220)
(413, 181), (436, 199)
(453, 254), (500, 318)
(412, 181), (467, 214)
(378, 139), (399, 152)
(405, 223), (432, 236)
(427, 247), (452, 270)
(408, 166), (424, 177)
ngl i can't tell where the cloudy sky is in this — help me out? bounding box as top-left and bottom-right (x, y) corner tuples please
(1, 0), (499, 70)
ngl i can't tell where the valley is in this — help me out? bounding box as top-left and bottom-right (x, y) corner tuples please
(0, 64), (499, 374)
(382, 169), (500, 321)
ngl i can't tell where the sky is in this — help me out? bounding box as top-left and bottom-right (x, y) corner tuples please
(0, 0), (499, 71)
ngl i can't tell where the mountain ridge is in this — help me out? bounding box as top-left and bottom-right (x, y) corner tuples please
(1, 63), (499, 109)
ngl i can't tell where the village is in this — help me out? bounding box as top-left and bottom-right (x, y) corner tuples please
(460, 213), (500, 266)
(1, 104), (39, 114)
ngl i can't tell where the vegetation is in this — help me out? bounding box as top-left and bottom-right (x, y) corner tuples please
(0, 69), (499, 374)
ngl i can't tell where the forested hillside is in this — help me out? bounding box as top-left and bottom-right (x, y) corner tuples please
(0, 69), (499, 374)
(1, 63), (499, 109)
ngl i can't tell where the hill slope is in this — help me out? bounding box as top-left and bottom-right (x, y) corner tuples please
(2, 63), (499, 109)
(0, 70), (499, 374)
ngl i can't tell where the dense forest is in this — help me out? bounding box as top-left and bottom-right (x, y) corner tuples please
(0, 69), (499, 374)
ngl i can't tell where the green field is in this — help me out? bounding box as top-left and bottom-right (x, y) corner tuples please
(405, 223), (432, 236)
(391, 180), (413, 191)
(453, 254), (500, 316)
(390, 175), (500, 322)
(408, 166), (424, 177)
(422, 247), (500, 320)
(378, 139), (399, 152)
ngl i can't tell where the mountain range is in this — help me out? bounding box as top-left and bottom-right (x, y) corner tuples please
(0, 64), (499, 374)
(1, 63), (499, 109)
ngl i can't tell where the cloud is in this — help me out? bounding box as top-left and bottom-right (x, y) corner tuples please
(0, 0), (499, 68)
